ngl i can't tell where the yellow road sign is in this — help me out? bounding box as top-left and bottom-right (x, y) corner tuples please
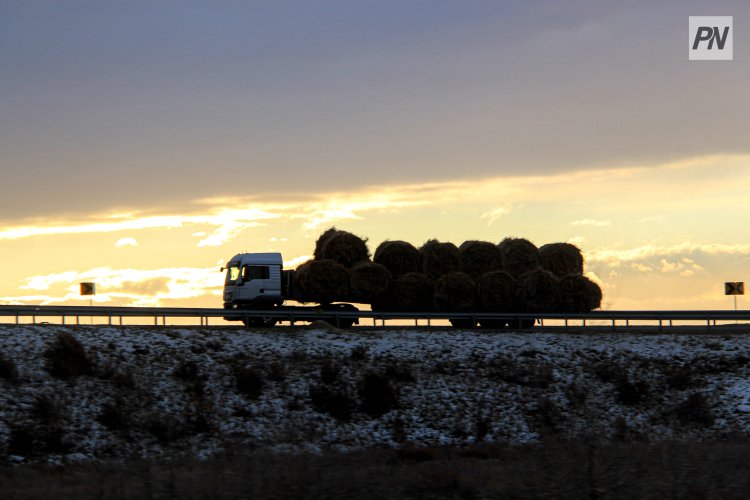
(725, 282), (744, 295)
(80, 282), (96, 296)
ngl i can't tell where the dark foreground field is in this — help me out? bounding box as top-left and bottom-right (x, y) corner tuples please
(3, 440), (750, 499)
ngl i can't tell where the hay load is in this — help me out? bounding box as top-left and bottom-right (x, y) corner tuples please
(538, 242), (584, 277)
(559, 274), (602, 312)
(498, 237), (539, 277)
(294, 259), (349, 304)
(313, 227), (369, 268)
(349, 262), (391, 303)
(374, 272), (434, 312)
(458, 240), (503, 279)
(434, 272), (476, 312)
(420, 239), (460, 279)
(518, 268), (561, 313)
(374, 241), (422, 278)
(478, 270), (518, 312)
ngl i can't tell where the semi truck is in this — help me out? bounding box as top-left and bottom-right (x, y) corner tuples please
(221, 252), (359, 327)
(221, 252), (535, 328)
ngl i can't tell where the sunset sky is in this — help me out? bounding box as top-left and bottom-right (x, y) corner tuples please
(1, 0), (749, 311)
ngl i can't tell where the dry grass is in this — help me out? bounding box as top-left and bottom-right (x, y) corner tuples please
(3, 440), (750, 499)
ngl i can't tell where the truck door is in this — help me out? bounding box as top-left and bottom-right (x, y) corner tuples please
(240, 265), (271, 302)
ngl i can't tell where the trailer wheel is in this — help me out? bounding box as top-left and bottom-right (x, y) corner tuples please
(243, 317), (277, 328)
(506, 318), (536, 329)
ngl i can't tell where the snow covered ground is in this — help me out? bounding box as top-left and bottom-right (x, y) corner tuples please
(1, 323), (750, 465)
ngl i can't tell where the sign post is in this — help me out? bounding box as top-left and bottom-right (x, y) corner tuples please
(725, 282), (744, 323)
(80, 282), (96, 323)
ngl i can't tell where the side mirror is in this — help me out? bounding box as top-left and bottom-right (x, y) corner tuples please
(220, 267), (225, 272)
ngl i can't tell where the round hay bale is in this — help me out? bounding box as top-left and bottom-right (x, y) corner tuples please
(434, 272), (476, 312)
(518, 268), (562, 313)
(293, 259), (349, 304)
(349, 262), (391, 303)
(420, 239), (460, 279)
(373, 240), (422, 278)
(538, 242), (584, 277)
(313, 227), (339, 260)
(559, 274), (602, 312)
(313, 228), (369, 268)
(372, 272), (433, 312)
(458, 240), (503, 279)
(498, 237), (539, 277)
(478, 270), (518, 312)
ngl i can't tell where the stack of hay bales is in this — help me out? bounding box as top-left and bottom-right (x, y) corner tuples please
(458, 241), (503, 279)
(478, 271), (518, 312)
(297, 228), (602, 315)
(294, 259), (349, 304)
(420, 240), (460, 279)
(349, 262), (391, 304)
(313, 227), (369, 268)
(498, 237), (539, 277)
(434, 272), (476, 312)
(538, 243), (584, 277)
(374, 241), (422, 278)
(373, 272), (434, 312)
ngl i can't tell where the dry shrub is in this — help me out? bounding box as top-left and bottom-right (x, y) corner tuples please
(478, 270), (518, 312)
(373, 240), (422, 278)
(349, 261), (391, 303)
(675, 393), (715, 427)
(0, 351), (19, 382)
(358, 372), (399, 417)
(458, 240), (503, 279)
(498, 237), (539, 276)
(518, 268), (562, 313)
(434, 272), (476, 312)
(309, 384), (355, 421)
(45, 332), (92, 378)
(294, 259), (349, 304)
(313, 227), (369, 268)
(420, 239), (460, 279)
(234, 366), (265, 399)
(538, 242), (584, 277)
(559, 274), (603, 312)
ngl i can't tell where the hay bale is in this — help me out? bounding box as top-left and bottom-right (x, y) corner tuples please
(518, 268), (562, 313)
(539, 242), (584, 277)
(374, 272), (433, 312)
(458, 240), (503, 279)
(559, 274), (602, 312)
(420, 239), (460, 279)
(294, 259), (349, 304)
(434, 272), (475, 312)
(313, 228), (369, 268)
(349, 262), (391, 303)
(498, 237), (539, 276)
(374, 241), (422, 278)
(478, 270), (518, 312)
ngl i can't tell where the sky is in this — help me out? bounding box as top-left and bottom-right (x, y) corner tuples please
(1, 0), (749, 311)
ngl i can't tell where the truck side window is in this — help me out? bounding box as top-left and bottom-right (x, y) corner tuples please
(242, 265), (270, 282)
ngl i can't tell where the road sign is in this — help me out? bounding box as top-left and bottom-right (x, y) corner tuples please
(80, 282), (96, 296)
(725, 282), (744, 295)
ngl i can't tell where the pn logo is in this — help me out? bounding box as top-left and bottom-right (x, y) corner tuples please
(689, 16), (733, 60)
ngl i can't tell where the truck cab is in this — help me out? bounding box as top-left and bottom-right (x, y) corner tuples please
(223, 253), (284, 308)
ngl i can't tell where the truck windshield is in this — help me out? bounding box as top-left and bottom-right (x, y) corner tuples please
(225, 265), (240, 284)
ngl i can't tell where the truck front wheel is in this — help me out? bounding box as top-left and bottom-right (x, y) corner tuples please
(243, 317), (277, 328)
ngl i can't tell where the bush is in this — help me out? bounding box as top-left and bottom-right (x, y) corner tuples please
(359, 372), (399, 417)
(675, 393), (715, 427)
(309, 384), (355, 421)
(234, 366), (264, 399)
(616, 380), (650, 406)
(45, 332), (92, 378)
(0, 351), (19, 382)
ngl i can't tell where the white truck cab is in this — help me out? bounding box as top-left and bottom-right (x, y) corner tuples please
(223, 252), (284, 308)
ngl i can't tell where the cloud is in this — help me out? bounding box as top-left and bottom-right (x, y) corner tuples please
(570, 218), (611, 227)
(115, 237), (138, 247)
(480, 206), (512, 226)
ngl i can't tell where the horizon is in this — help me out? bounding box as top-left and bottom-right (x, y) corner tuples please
(1, 1), (748, 311)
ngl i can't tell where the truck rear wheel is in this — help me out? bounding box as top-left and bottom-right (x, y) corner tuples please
(479, 319), (507, 329)
(243, 317), (277, 327)
(449, 318), (477, 328)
